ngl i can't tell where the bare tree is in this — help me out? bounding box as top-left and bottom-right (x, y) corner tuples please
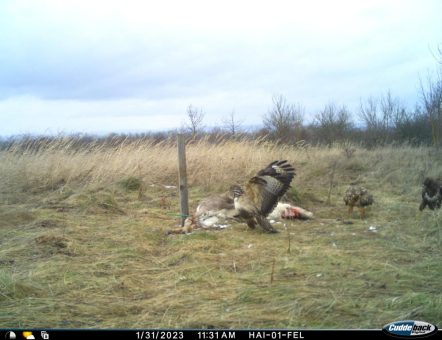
(420, 65), (442, 146)
(359, 91), (408, 145)
(263, 94), (304, 143)
(359, 96), (382, 146)
(184, 105), (205, 137)
(222, 110), (243, 136)
(314, 102), (352, 144)
(359, 96), (379, 130)
(380, 90), (407, 132)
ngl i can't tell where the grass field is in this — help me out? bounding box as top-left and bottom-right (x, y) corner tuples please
(0, 137), (441, 328)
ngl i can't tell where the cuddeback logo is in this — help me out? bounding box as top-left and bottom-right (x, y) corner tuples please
(383, 320), (438, 338)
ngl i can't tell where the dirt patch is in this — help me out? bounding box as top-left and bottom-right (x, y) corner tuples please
(0, 209), (36, 228)
(34, 219), (61, 228)
(34, 235), (75, 256)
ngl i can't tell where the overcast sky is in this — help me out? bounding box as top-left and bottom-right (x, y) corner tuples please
(0, 0), (441, 136)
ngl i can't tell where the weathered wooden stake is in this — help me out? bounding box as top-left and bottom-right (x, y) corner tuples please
(177, 134), (189, 227)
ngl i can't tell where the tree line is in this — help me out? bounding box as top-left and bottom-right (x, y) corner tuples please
(2, 48), (441, 150)
(182, 49), (442, 148)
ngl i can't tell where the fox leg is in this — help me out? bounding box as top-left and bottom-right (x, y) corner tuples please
(166, 225), (193, 235)
(166, 216), (195, 235)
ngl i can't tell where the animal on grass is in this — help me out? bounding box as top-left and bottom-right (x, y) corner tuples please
(166, 161), (310, 235)
(267, 203), (313, 220)
(166, 192), (238, 235)
(343, 185), (373, 219)
(419, 177), (442, 211)
(166, 199), (313, 235)
(231, 160), (295, 233)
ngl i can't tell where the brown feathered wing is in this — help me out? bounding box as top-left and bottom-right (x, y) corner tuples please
(234, 160), (295, 232)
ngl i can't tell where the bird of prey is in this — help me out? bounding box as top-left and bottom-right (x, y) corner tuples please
(343, 185), (373, 219)
(231, 160), (295, 233)
(419, 177), (442, 211)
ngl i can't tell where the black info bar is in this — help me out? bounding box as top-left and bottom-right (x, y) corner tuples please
(2, 329), (441, 340)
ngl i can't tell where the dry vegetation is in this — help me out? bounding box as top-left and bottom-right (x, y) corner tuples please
(0, 137), (441, 328)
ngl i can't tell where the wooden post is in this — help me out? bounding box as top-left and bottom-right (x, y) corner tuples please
(177, 134), (189, 226)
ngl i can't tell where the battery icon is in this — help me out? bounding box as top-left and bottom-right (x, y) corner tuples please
(5, 331), (16, 340)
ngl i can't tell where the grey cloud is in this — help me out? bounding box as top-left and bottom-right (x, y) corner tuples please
(0, 0), (441, 136)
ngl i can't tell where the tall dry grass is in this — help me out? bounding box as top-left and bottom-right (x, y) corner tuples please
(1, 136), (441, 197)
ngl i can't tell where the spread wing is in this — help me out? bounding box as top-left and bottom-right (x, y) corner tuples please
(245, 160), (295, 216)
